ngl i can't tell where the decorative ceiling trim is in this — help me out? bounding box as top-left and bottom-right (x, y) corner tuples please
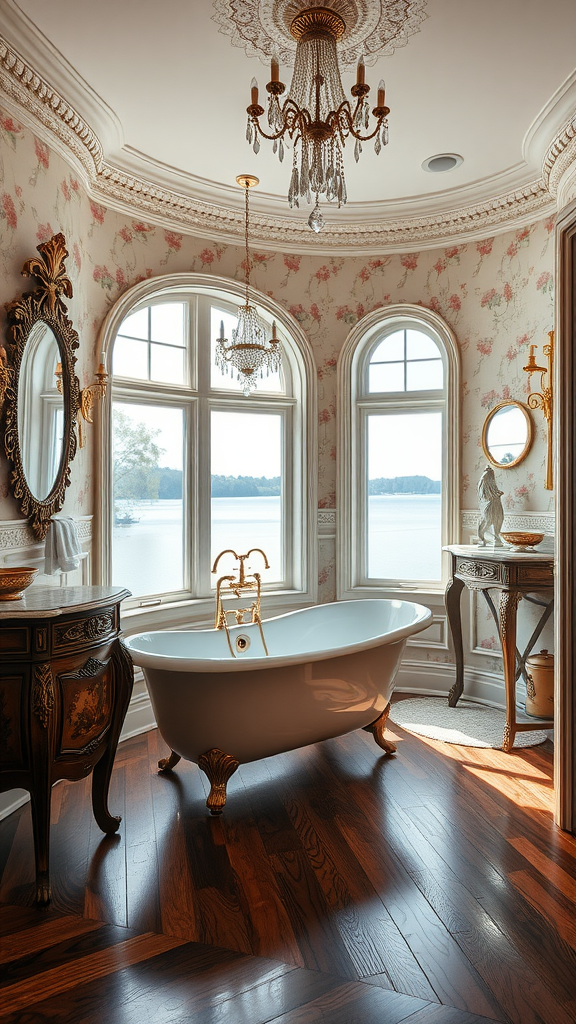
(91, 166), (553, 253)
(542, 111), (576, 198)
(211, 0), (428, 69)
(0, 33), (565, 254)
(0, 36), (103, 175)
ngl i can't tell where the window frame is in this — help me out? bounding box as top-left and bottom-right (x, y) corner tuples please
(95, 273), (317, 629)
(337, 304), (460, 600)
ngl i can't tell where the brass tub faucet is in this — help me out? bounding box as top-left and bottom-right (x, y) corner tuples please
(211, 548), (270, 656)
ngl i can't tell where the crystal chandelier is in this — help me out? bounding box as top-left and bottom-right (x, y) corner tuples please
(245, 6), (390, 230)
(215, 174), (282, 396)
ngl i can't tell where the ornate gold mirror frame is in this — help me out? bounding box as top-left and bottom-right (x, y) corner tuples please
(2, 233), (81, 539)
(481, 399), (534, 470)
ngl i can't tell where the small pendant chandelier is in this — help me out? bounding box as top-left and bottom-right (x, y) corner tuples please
(245, 6), (390, 229)
(215, 174), (282, 396)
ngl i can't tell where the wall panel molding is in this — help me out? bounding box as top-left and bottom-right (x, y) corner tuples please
(461, 509), (555, 538)
(0, 516), (92, 580)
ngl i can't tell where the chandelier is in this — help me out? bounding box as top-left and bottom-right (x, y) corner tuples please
(215, 174), (282, 396)
(245, 6), (389, 230)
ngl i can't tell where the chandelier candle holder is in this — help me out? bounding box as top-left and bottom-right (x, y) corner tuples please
(245, 6), (390, 228)
(523, 329), (554, 491)
(215, 174), (282, 396)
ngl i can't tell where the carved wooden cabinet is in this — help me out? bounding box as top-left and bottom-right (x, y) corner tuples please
(0, 586), (133, 903)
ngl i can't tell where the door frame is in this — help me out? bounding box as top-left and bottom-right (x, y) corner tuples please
(555, 197), (576, 831)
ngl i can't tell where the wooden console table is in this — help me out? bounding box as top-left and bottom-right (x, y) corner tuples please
(0, 586), (133, 903)
(444, 546), (554, 752)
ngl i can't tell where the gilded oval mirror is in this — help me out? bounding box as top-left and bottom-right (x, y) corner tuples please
(481, 400), (533, 469)
(17, 320), (64, 501)
(3, 234), (80, 539)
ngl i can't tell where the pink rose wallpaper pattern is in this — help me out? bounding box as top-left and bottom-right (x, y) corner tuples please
(0, 104), (555, 601)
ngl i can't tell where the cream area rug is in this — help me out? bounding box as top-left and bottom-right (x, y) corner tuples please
(389, 697), (551, 749)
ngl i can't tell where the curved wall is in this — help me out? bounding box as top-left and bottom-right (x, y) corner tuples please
(0, 102), (556, 717)
(0, 102), (555, 522)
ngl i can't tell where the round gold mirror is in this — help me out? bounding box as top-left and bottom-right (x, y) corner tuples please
(481, 400), (533, 469)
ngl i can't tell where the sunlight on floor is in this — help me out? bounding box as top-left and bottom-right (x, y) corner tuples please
(388, 727), (554, 813)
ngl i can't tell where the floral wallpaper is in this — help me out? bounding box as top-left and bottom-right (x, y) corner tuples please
(0, 103), (556, 597)
(0, 108), (93, 518)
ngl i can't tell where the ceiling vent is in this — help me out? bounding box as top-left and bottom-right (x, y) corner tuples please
(422, 153), (463, 173)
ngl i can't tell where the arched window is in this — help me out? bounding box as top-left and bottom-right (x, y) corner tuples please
(337, 304), (459, 598)
(96, 274), (317, 624)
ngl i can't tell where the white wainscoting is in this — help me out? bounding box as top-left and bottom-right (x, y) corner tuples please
(0, 516), (93, 582)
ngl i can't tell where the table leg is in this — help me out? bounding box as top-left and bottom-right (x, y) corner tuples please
(29, 776), (52, 905)
(92, 640), (134, 833)
(446, 574), (466, 706)
(499, 590), (521, 752)
(30, 662), (57, 904)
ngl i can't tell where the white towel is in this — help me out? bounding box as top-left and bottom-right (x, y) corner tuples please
(44, 517), (82, 575)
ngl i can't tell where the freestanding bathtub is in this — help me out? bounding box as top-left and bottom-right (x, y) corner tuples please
(124, 598), (432, 813)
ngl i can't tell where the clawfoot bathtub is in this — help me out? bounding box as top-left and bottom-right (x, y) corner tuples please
(125, 598), (432, 814)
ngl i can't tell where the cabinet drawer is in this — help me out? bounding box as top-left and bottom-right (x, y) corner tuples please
(0, 627), (31, 655)
(51, 608), (116, 653)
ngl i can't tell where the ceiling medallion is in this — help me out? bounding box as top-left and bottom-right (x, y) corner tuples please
(246, 6), (390, 223)
(212, 0), (428, 69)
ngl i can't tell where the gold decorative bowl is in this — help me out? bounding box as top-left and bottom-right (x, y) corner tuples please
(500, 531), (544, 552)
(0, 567), (39, 600)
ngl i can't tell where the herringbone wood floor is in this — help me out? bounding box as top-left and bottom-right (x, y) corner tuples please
(1, 698), (575, 1024)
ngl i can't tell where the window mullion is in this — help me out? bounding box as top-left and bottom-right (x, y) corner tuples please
(196, 397), (212, 597)
(106, 280), (312, 612)
(147, 306), (152, 380)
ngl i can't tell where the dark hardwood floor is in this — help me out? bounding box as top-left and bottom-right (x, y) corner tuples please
(1, 697), (575, 1023)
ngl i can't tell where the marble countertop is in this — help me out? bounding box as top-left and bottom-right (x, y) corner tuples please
(444, 544), (554, 563)
(0, 586), (131, 619)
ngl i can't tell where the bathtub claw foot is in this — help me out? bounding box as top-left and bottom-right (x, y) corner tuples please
(158, 750), (182, 772)
(198, 748), (240, 815)
(363, 702), (397, 755)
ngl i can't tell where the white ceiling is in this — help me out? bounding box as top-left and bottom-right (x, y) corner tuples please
(3, 0), (576, 232)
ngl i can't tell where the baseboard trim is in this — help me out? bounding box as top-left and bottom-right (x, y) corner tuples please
(0, 791), (30, 821)
(395, 659), (507, 709)
(120, 688), (157, 741)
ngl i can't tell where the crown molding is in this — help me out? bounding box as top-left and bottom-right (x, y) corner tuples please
(542, 111), (576, 202)
(1, 31), (572, 254)
(0, 34), (103, 175)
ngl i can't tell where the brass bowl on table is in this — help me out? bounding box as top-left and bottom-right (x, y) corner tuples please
(0, 567), (39, 600)
(500, 531), (544, 552)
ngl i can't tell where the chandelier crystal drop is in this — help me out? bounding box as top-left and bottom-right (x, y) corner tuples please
(245, 6), (390, 226)
(215, 174), (282, 396)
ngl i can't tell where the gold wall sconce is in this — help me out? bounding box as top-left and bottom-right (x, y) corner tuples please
(523, 330), (554, 490)
(57, 352), (108, 448)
